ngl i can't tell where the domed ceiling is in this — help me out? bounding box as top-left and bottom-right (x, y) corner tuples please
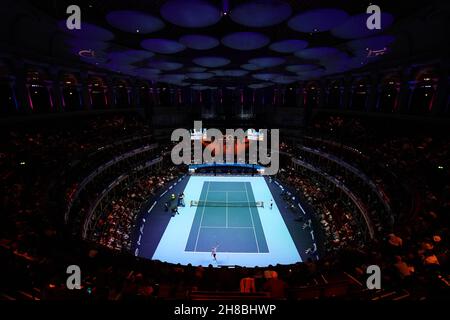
(44, 0), (406, 90)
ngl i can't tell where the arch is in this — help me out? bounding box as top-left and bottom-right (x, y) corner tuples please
(26, 67), (51, 113)
(350, 76), (369, 111)
(410, 66), (438, 114)
(379, 72), (401, 113)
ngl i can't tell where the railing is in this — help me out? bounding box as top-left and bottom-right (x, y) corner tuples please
(65, 143), (158, 223)
(82, 157), (163, 239)
(292, 158), (375, 239)
(298, 145), (393, 221)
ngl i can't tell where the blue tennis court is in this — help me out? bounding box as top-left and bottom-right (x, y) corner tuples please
(151, 176), (301, 267)
(185, 181), (269, 253)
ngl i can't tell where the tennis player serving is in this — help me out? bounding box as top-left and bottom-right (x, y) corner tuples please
(211, 243), (220, 261)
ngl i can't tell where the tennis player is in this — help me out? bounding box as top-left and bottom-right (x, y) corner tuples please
(211, 244), (220, 261)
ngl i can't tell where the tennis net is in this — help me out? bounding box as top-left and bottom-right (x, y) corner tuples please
(190, 200), (264, 207)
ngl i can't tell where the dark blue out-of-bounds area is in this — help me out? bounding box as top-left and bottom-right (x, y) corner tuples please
(185, 181), (268, 253)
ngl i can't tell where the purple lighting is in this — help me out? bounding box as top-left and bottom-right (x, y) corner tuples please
(346, 35), (396, 51)
(241, 64), (263, 71)
(252, 73), (281, 81)
(230, 0), (292, 27)
(179, 34), (220, 50)
(160, 0), (222, 28)
(286, 64), (321, 73)
(248, 57), (285, 68)
(223, 70), (249, 77)
(288, 9), (349, 32)
(295, 47), (341, 60)
(108, 50), (154, 64)
(222, 32), (270, 51)
(331, 12), (394, 39)
(106, 10), (165, 34)
(148, 61), (183, 71)
(270, 39), (308, 53)
(188, 67), (207, 72)
(141, 39), (186, 54)
(186, 72), (215, 80)
(58, 21), (114, 41)
(272, 75), (299, 84)
(248, 83), (273, 89)
(193, 56), (231, 68)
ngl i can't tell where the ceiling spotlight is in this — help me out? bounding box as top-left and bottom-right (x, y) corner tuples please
(136, 29), (140, 33)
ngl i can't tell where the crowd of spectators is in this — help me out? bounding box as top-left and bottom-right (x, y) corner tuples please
(0, 113), (153, 277)
(276, 166), (366, 254)
(297, 114), (450, 295)
(1, 112), (449, 300)
(94, 166), (184, 252)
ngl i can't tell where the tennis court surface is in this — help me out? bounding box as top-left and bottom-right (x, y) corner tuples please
(185, 181), (269, 253)
(150, 176), (301, 267)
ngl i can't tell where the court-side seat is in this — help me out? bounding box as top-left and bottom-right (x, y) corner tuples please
(288, 287), (321, 300)
(189, 291), (270, 300)
(322, 281), (350, 297)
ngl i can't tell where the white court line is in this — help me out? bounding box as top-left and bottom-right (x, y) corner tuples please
(159, 190), (168, 198)
(200, 226), (254, 229)
(226, 191), (228, 228)
(298, 203), (306, 215)
(194, 181), (210, 252)
(207, 190), (247, 193)
(189, 251), (270, 254)
(244, 182), (260, 253)
(147, 201), (157, 213)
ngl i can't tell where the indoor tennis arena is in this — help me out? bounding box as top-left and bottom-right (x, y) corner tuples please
(0, 0), (449, 307)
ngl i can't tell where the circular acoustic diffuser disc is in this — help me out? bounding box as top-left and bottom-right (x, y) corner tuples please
(148, 61), (183, 71)
(223, 70), (249, 77)
(222, 32), (270, 51)
(295, 47), (341, 60)
(252, 73), (282, 81)
(193, 56), (231, 68)
(285, 64), (321, 73)
(188, 67), (207, 72)
(160, 0), (222, 28)
(248, 57), (285, 68)
(288, 9), (349, 33)
(108, 50), (154, 64)
(241, 64), (263, 71)
(272, 75), (300, 84)
(186, 72), (215, 80)
(248, 83), (274, 89)
(179, 34), (220, 50)
(270, 39), (308, 53)
(141, 39), (186, 54)
(231, 0), (292, 27)
(106, 10), (165, 34)
(331, 12), (394, 39)
(346, 35), (396, 51)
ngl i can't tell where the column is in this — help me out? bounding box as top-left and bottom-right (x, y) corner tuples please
(79, 72), (92, 110)
(366, 73), (379, 112)
(406, 81), (417, 113)
(47, 67), (63, 112)
(432, 60), (449, 115)
(11, 60), (32, 112)
(8, 77), (19, 112)
(397, 66), (414, 113)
